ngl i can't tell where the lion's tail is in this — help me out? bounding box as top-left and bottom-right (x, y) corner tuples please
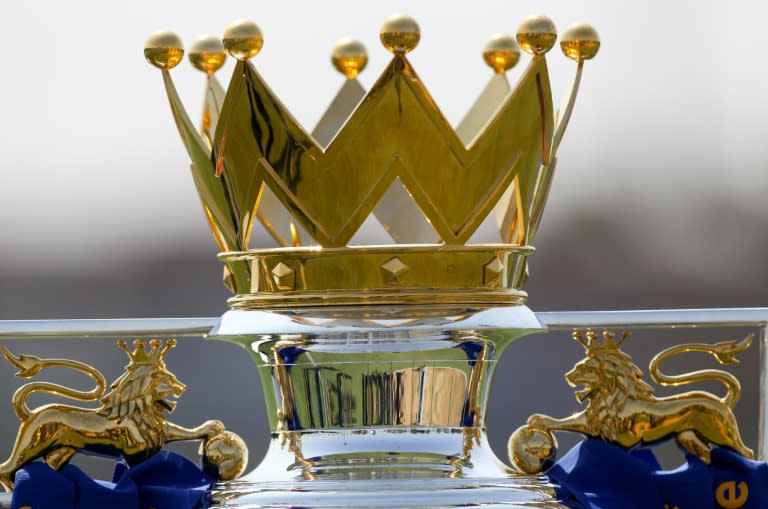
(2, 346), (108, 421)
(649, 334), (753, 409)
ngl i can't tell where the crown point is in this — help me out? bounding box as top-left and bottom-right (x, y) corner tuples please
(223, 19), (263, 61)
(189, 35), (227, 74)
(380, 13), (420, 55)
(560, 23), (600, 61)
(331, 38), (368, 79)
(482, 34), (521, 73)
(143, 31), (184, 70)
(516, 15), (557, 56)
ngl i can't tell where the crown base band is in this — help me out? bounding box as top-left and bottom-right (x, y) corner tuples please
(219, 245), (533, 310)
(227, 289), (528, 310)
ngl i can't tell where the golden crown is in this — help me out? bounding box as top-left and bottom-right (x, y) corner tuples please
(117, 339), (176, 365)
(144, 14), (599, 309)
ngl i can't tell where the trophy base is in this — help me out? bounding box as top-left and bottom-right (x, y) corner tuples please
(210, 427), (566, 508)
(211, 477), (565, 508)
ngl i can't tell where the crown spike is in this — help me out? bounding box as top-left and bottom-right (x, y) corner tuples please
(615, 331), (632, 347)
(331, 38), (368, 79)
(161, 339), (177, 359)
(189, 35), (227, 75)
(144, 31), (184, 70)
(117, 339), (131, 355)
(311, 41), (368, 148)
(527, 21), (600, 245)
(585, 330), (600, 349)
(516, 15), (557, 56)
(223, 19), (263, 60)
(482, 34), (521, 74)
(572, 331), (590, 351)
(380, 14), (420, 55)
(143, 31), (240, 254)
(560, 23), (600, 62)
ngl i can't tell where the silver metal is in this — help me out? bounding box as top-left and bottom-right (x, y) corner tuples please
(4, 308), (765, 340)
(211, 305), (542, 336)
(208, 303), (565, 507)
(761, 324), (768, 460)
(0, 318), (218, 339)
(537, 308), (768, 329)
(2, 308), (767, 507)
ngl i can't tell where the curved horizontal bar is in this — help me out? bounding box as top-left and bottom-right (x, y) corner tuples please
(1, 309), (767, 340)
(537, 308), (768, 330)
(0, 318), (219, 339)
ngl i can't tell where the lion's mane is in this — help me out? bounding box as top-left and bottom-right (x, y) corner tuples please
(98, 363), (168, 450)
(583, 350), (654, 440)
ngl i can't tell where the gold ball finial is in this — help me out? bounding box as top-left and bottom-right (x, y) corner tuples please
(508, 426), (558, 474)
(223, 19), (263, 61)
(516, 15), (557, 56)
(482, 34), (521, 74)
(560, 23), (600, 61)
(143, 31), (184, 70)
(189, 36), (227, 74)
(203, 431), (249, 481)
(331, 38), (368, 79)
(380, 14), (420, 54)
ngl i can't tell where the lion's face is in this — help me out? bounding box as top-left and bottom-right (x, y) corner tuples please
(565, 357), (601, 403)
(151, 367), (186, 414)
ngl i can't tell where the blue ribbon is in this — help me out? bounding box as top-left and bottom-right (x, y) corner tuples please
(548, 439), (768, 509)
(11, 451), (213, 509)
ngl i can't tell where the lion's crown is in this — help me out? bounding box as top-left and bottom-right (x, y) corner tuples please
(117, 339), (176, 366)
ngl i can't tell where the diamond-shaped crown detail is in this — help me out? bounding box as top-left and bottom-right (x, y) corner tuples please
(144, 14), (599, 309)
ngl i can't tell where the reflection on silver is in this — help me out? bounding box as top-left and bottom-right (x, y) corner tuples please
(363, 367), (467, 426)
(256, 335), (499, 432)
(210, 428), (562, 508)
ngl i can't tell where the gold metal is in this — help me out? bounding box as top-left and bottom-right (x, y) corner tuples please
(379, 13), (420, 54)
(150, 15), (600, 305)
(482, 34), (521, 74)
(189, 35), (227, 74)
(516, 15), (557, 56)
(202, 430), (248, 481)
(560, 23), (600, 62)
(219, 245), (531, 307)
(0, 340), (247, 490)
(311, 78), (366, 149)
(144, 31), (184, 69)
(510, 330), (755, 474)
(214, 45), (552, 248)
(222, 19), (263, 61)
(528, 24), (600, 247)
(331, 38), (368, 79)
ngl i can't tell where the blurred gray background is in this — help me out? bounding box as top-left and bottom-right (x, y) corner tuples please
(1, 0), (767, 477)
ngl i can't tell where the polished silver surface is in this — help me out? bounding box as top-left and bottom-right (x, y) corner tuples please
(1, 308), (767, 507)
(537, 308), (768, 329)
(212, 305), (542, 337)
(0, 317), (217, 339)
(3, 308), (766, 339)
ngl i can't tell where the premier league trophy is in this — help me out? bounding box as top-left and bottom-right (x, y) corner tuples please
(1, 12), (767, 509)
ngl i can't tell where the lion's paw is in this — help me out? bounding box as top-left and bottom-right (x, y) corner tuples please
(527, 414), (550, 430)
(204, 419), (226, 437)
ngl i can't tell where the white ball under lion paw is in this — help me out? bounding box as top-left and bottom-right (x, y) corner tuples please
(202, 431), (249, 481)
(508, 425), (557, 474)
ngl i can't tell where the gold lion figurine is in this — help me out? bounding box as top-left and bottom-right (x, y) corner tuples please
(509, 330), (754, 474)
(0, 339), (239, 491)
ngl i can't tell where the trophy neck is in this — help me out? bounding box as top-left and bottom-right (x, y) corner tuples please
(248, 341), (509, 481)
(213, 305), (544, 480)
